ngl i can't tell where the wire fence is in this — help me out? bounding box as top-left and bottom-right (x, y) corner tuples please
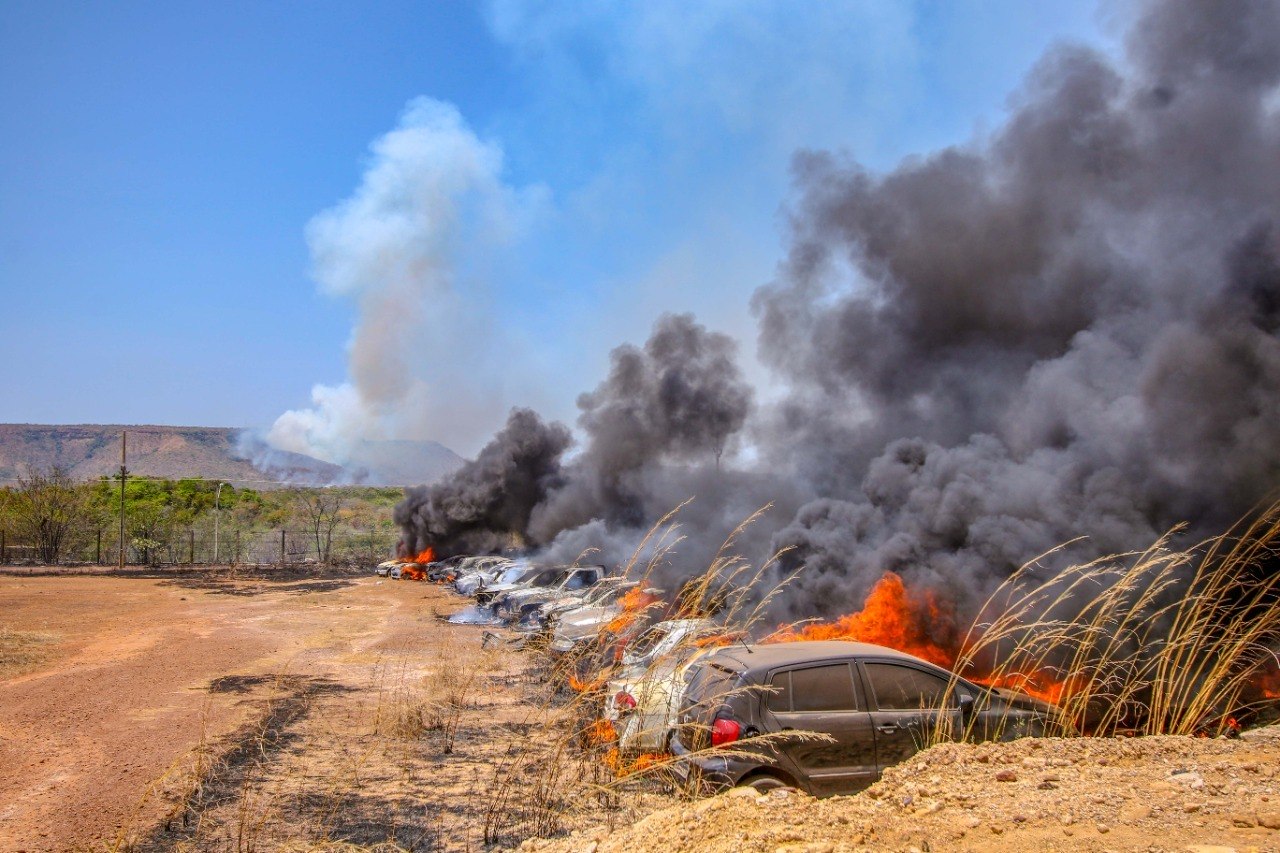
(0, 526), (400, 568)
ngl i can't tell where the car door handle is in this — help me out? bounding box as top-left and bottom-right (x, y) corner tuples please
(876, 724), (899, 734)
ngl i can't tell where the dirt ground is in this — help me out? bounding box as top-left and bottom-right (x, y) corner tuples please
(0, 569), (643, 852)
(531, 728), (1280, 853)
(10, 570), (1279, 853)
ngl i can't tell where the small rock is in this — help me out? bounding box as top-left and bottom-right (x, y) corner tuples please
(1097, 823), (1110, 834)
(1184, 802), (1202, 813)
(1231, 812), (1258, 828)
(1260, 812), (1280, 829)
(1060, 813), (1075, 826)
(726, 787), (761, 800)
(1012, 815), (1027, 824)
(1126, 799), (1157, 819)
(964, 817), (981, 829)
(1037, 781), (1058, 790)
(995, 769), (1018, 782)
(1171, 771), (1205, 789)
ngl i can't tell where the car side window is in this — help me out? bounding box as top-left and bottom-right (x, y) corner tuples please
(788, 663), (859, 712)
(564, 572), (588, 590)
(864, 663), (956, 710)
(766, 671), (792, 712)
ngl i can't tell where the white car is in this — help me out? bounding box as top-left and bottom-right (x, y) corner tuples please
(602, 619), (722, 754)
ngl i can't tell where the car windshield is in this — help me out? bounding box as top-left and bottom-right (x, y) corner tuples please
(561, 570), (592, 590)
(530, 569), (563, 586)
(497, 565), (533, 585)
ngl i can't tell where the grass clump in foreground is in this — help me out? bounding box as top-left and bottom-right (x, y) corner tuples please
(0, 626), (58, 678)
(955, 501), (1280, 739)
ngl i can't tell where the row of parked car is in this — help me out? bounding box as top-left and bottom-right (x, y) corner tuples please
(380, 552), (1064, 797)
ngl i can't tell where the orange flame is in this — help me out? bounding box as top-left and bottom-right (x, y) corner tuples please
(693, 630), (747, 648)
(765, 572), (954, 668)
(583, 718), (617, 746)
(1250, 661), (1280, 700)
(604, 588), (663, 635)
(412, 546), (436, 564)
(569, 672), (609, 693)
(400, 564), (426, 581)
(604, 747), (666, 776)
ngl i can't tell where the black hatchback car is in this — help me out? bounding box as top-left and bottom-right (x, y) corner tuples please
(671, 640), (1061, 795)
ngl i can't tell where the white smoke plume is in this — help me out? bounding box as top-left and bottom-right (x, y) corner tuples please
(268, 98), (547, 464)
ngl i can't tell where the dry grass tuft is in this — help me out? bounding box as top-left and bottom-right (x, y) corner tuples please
(0, 626), (58, 679)
(950, 501), (1280, 739)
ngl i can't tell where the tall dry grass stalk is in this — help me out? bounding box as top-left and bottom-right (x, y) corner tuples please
(953, 501), (1280, 737)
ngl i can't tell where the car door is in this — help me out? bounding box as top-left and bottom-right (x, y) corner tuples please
(765, 661), (878, 796)
(859, 661), (964, 774)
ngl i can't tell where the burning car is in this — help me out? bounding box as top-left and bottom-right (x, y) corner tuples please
(525, 578), (639, 633)
(454, 559), (525, 596)
(374, 559), (400, 577)
(671, 640), (1062, 796)
(489, 565), (606, 621)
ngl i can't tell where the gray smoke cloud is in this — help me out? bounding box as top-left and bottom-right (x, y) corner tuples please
(394, 408), (571, 556)
(755, 0), (1280, 619)
(399, 0), (1280, 628)
(397, 313), (767, 575)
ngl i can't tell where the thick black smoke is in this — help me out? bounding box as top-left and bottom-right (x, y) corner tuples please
(397, 313), (763, 571)
(755, 0), (1280, 618)
(399, 0), (1280, 627)
(394, 408), (571, 556)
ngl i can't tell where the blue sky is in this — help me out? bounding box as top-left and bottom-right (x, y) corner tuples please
(0, 1), (1111, 459)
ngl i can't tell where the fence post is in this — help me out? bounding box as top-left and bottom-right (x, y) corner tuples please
(234, 530), (240, 566)
(280, 529), (286, 565)
(96, 529), (102, 564)
(189, 529), (195, 564)
(1, 529), (5, 563)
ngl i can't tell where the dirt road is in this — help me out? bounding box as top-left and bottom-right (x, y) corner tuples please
(0, 571), (452, 852)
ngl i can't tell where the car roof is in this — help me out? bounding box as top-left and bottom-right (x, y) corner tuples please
(707, 640), (945, 672)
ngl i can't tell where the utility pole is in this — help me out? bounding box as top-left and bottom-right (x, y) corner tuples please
(214, 482), (228, 564)
(118, 431), (128, 569)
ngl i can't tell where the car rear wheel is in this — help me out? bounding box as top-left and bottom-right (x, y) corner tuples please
(741, 773), (790, 793)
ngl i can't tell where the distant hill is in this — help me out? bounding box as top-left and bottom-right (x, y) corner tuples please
(0, 424), (464, 487)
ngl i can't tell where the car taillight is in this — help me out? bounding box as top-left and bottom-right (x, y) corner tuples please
(710, 717), (740, 746)
(615, 691), (637, 712)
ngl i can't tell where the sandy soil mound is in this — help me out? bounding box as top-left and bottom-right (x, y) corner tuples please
(529, 728), (1280, 853)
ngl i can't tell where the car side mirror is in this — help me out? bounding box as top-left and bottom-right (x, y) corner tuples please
(959, 693), (975, 719)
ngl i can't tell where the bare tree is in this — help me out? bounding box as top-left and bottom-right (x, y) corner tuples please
(11, 465), (89, 564)
(295, 490), (344, 565)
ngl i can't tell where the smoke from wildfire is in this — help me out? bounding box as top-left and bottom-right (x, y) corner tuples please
(392, 0), (1280, 625)
(266, 98), (547, 465)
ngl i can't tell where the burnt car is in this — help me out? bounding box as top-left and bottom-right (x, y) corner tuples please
(672, 640), (1061, 795)
(490, 565), (606, 621)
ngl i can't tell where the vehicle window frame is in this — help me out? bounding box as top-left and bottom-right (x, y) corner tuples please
(765, 660), (863, 714)
(858, 660), (961, 712)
